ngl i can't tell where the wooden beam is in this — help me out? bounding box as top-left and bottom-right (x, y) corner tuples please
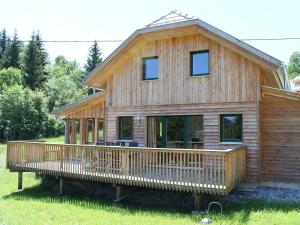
(194, 193), (202, 210)
(59, 178), (63, 195)
(116, 185), (122, 200)
(64, 120), (70, 144)
(18, 172), (23, 191)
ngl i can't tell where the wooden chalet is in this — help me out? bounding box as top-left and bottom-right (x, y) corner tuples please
(6, 12), (300, 206)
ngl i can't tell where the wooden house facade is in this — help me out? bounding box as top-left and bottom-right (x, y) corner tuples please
(7, 13), (300, 196)
(53, 15), (300, 184)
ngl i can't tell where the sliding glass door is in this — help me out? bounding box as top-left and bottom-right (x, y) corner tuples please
(147, 115), (203, 149)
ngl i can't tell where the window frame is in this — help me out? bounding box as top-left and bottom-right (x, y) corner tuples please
(190, 50), (210, 77)
(220, 114), (243, 143)
(118, 116), (133, 140)
(143, 56), (159, 80)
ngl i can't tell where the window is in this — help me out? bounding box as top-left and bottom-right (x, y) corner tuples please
(190, 50), (209, 76)
(119, 117), (133, 140)
(220, 114), (243, 142)
(87, 119), (94, 144)
(97, 119), (105, 141)
(143, 56), (158, 80)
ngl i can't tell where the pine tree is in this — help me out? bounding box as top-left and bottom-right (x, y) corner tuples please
(85, 40), (102, 73)
(35, 31), (48, 68)
(0, 29), (8, 67)
(1, 30), (21, 69)
(22, 32), (48, 90)
(84, 41), (103, 95)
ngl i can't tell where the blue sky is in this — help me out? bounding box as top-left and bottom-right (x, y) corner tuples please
(1, 0), (299, 67)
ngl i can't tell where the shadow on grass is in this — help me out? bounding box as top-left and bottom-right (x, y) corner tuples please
(3, 177), (300, 223)
(3, 178), (197, 217)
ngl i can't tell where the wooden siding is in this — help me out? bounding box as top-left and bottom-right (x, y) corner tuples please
(107, 34), (261, 107)
(64, 101), (106, 119)
(106, 102), (259, 182)
(261, 95), (300, 182)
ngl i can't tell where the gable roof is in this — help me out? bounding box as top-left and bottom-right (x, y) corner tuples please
(83, 17), (285, 88)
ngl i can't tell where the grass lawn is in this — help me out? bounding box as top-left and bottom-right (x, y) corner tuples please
(0, 137), (299, 225)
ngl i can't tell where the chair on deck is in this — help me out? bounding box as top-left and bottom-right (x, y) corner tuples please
(105, 141), (113, 146)
(116, 141), (126, 147)
(96, 140), (106, 145)
(129, 142), (138, 147)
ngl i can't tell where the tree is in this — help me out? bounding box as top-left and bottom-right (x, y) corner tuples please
(0, 85), (48, 140)
(0, 67), (22, 92)
(84, 40), (103, 73)
(0, 29), (8, 66)
(84, 41), (102, 95)
(288, 51), (300, 80)
(22, 32), (48, 90)
(52, 55), (84, 87)
(43, 56), (86, 112)
(35, 31), (48, 68)
(1, 30), (22, 69)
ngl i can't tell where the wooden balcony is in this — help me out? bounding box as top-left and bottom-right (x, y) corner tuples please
(6, 142), (246, 195)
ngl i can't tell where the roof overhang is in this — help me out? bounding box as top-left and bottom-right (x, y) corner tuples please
(53, 91), (106, 118)
(83, 19), (285, 89)
(261, 86), (300, 102)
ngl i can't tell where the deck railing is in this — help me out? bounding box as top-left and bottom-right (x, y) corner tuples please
(6, 142), (246, 195)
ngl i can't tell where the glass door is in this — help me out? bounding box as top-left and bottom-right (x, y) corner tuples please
(147, 115), (203, 149)
(166, 116), (185, 148)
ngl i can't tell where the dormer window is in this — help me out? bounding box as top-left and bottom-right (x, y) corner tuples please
(190, 50), (209, 76)
(143, 56), (159, 80)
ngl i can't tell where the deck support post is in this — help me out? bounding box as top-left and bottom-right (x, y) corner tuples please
(59, 178), (63, 195)
(194, 193), (202, 210)
(116, 185), (122, 200)
(18, 172), (23, 191)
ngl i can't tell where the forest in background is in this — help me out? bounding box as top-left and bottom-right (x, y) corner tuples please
(0, 29), (102, 141)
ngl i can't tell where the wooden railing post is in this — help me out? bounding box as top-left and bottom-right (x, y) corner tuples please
(60, 146), (63, 173)
(6, 143), (10, 169)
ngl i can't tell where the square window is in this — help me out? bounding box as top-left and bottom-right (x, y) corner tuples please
(143, 56), (158, 80)
(119, 117), (133, 140)
(220, 114), (243, 142)
(190, 50), (209, 76)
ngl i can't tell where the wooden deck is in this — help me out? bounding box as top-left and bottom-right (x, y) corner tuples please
(6, 142), (246, 195)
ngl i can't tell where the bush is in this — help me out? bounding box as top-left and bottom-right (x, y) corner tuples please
(0, 85), (48, 140)
(43, 114), (64, 137)
(0, 67), (22, 92)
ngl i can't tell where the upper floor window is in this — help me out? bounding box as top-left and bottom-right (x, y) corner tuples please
(119, 117), (133, 140)
(220, 114), (243, 143)
(143, 56), (158, 80)
(190, 50), (209, 76)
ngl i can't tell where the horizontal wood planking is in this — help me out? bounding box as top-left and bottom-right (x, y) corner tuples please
(106, 102), (259, 182)
(107, 34), (261, 107)
(7, 142), (246, 195)
(261, 95), (300, 182)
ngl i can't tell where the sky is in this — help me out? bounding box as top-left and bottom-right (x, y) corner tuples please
(1, 0), (299, 67)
